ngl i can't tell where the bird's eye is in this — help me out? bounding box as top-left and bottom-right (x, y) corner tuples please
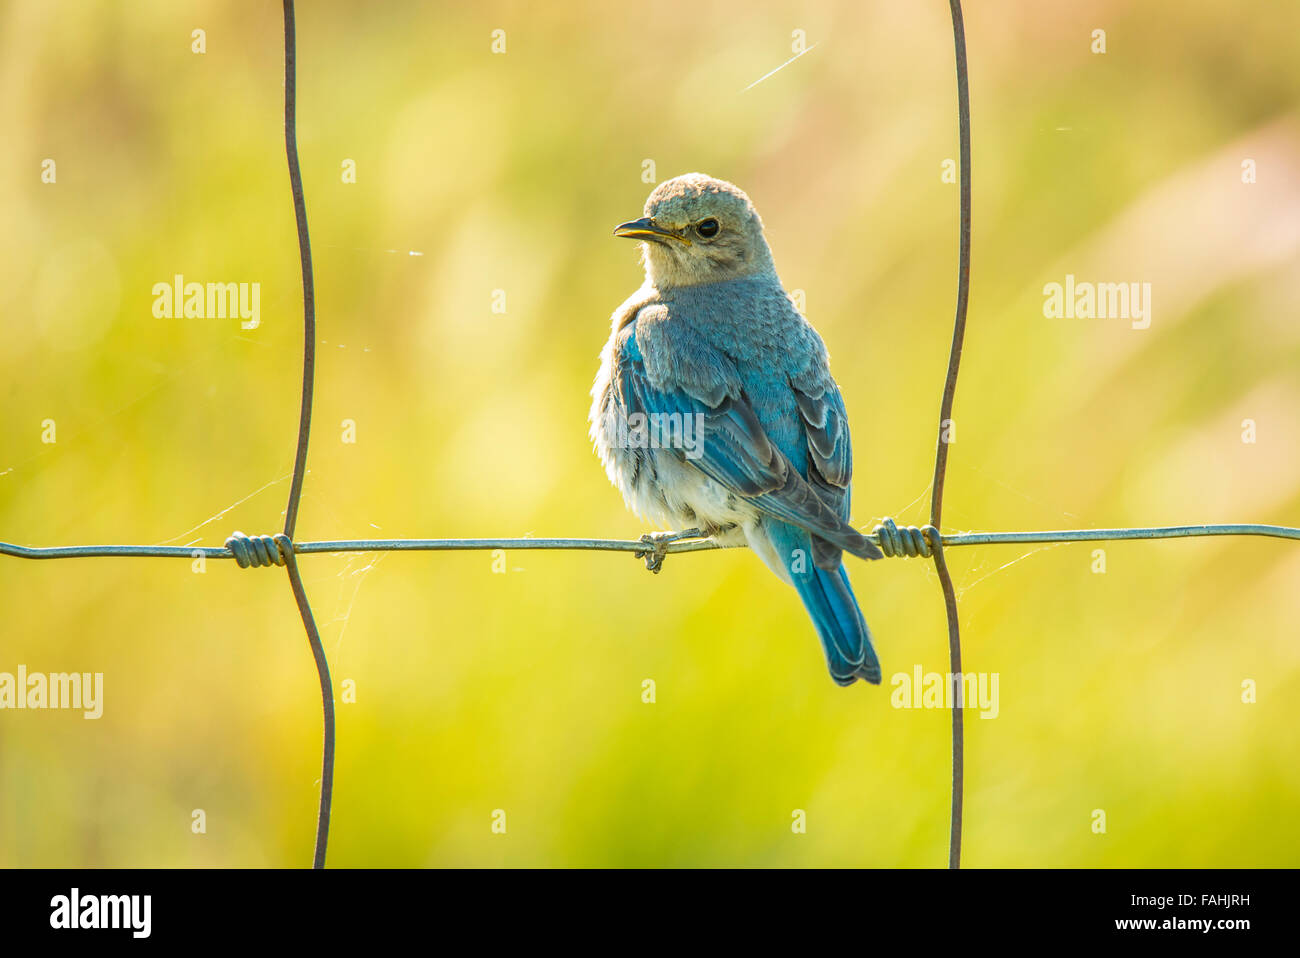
(696, 218), (720, 238)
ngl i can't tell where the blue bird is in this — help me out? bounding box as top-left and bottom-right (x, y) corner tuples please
(589, 173), (883, 686)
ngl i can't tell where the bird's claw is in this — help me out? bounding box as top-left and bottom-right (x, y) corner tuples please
(634, 529), (702, 574)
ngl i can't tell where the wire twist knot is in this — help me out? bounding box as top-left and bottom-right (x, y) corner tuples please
(225, 531), (294, 569)
(873, 518), (942, 558)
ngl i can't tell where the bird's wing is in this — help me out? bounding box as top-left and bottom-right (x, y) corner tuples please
(791, 381), (857, 565)
(792, 381), (852, 494)
(614, 315), (879, 562)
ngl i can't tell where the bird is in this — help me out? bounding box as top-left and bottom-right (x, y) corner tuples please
(589, 173), (884, 686)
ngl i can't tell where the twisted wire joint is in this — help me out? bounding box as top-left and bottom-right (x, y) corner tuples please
(873, 518), (942, 558)
(225, 531), (295, 569)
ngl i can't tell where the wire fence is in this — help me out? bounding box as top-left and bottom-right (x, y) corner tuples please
(3, 0), (1297, 869)
(6, 521), (1298, 565)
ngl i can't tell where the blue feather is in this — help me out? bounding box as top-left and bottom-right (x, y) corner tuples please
(763, 521), (881, 686)
(614, 326), (881, 563)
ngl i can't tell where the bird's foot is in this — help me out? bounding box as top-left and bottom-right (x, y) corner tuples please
(634, 528), (703, 574)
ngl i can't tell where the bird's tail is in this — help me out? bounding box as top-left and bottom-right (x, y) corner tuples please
(760, 521), (881, 686)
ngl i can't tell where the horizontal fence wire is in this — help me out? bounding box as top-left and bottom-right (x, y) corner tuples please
(4, 524), (1300, 563)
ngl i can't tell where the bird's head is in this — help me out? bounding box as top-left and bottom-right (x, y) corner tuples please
(614, 173), (775, 288)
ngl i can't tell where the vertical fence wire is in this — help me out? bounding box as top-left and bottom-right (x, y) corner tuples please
(280, 0), (334, 870)
(932, 0), (972, 870)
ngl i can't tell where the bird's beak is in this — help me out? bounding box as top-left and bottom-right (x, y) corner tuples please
(612, 217), (692, 246)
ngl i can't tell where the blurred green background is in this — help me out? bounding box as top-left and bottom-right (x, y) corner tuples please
(1, 0), (1298, 867)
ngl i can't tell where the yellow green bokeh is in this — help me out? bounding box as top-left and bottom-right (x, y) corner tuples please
(1, 0), (1297, 866)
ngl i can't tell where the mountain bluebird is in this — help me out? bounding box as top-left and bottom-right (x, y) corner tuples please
(589, 173), (884, 686)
